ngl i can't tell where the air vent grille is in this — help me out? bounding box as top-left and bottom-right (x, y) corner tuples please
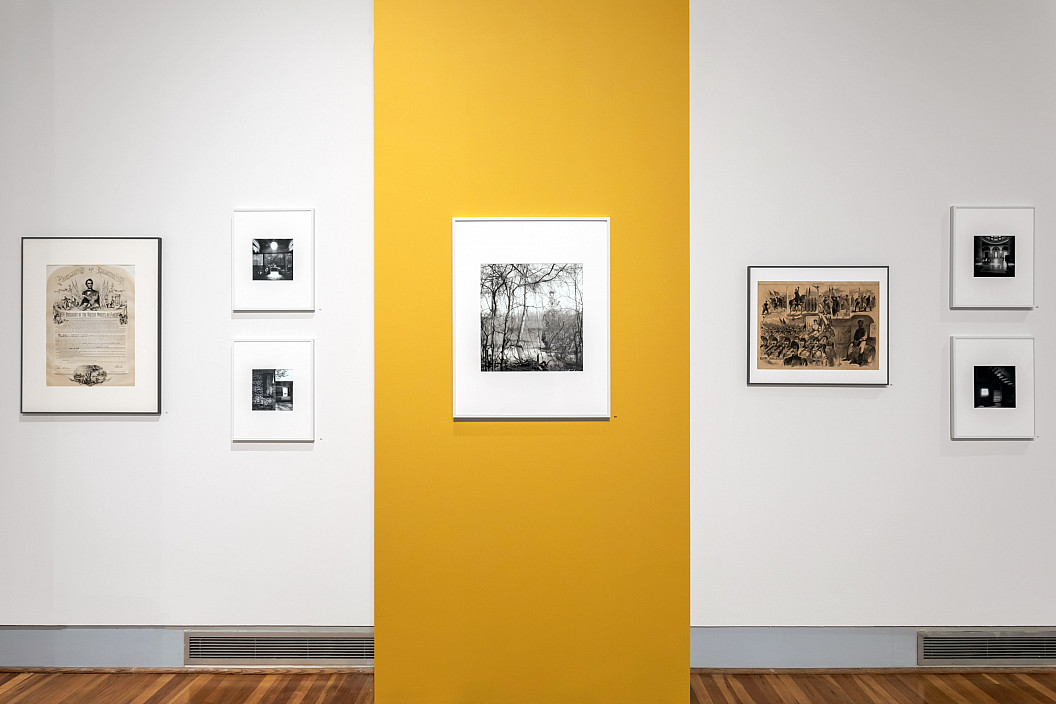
(919, 631), (1056, 666)
(185, 630), (373, 666)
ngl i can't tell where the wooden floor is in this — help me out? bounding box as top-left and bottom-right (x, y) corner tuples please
(692, 670), (1056, 704)
(0, 670), (372, 704)
(5, 669), (1056, 703)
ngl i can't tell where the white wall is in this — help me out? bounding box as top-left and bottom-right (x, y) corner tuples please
(0, 0), (373, 625)
(691, 0), (1056, 625)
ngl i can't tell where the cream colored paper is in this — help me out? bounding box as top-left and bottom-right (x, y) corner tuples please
(46, 264), (135, 387)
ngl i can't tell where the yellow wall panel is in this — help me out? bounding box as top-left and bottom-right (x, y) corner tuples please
(376, 1), (688, 701)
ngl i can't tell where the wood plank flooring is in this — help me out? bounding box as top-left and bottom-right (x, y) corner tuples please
(0, 670), (373, 704)
(691, 671), (1056, 704)
(5, 669), (1056, 703)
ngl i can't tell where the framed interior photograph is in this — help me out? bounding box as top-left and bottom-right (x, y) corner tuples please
(453, 217), (610, 420)
(232, 340), (315, 441)
(950, 206), (1034, 308)
(951, 336), (1035, 439)
(231, 209), (315, 311)
(747, 266), (889, 386)
(21, 237), (161, 414)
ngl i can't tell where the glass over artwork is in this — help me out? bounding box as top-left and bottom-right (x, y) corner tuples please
(231, 210), (314, 311)
(479, 263), (583, 372)
(950, 206), (1034, 308)
(756, 280), (881, 371)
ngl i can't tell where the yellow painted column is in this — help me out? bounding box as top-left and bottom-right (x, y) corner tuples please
(375, 1), (688, 702)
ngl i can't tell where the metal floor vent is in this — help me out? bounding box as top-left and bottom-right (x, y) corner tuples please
(185, 630), (373, 666)
(919, 630), (1056, 666)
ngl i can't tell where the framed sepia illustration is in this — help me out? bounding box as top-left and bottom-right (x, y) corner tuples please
(950, 206), (1034, 308)
(453, 217), (610, 419)
(232, 339), (315, 441)
(951, 336), (1035, 440)
(747, 266), (889, 386)
(21, 237), (161, 414)
(231, 209), (315, 311)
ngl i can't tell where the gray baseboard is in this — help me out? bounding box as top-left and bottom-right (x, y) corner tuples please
(691, 627), (919, 668)
(0, 627), (185, 668)
(0, 625), (930, 669)
(0, 627), (375, 668)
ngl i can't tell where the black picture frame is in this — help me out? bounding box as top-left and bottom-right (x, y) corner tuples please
(747, 265), (890, 386)
(21, 237), (162, 414)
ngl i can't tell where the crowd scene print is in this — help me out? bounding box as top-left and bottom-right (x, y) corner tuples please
(757, 281), (880, 371)
(480, 263), (583, 372)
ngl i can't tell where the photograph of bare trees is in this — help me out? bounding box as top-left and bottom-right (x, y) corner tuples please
(480, 263), (583, 372)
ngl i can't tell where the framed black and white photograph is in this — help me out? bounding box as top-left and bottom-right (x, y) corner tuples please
(951, 336), (1035, 439)
(950, 206), (1034, 308)
(21, 237), (161, 414)
(747, 266), (889, 386)
(231, 209), (315, 310)
(453, 217), (609, 419)
(232, 340), (315, 441)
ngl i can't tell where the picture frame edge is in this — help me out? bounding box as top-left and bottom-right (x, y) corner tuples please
(20, 236), (163, 415)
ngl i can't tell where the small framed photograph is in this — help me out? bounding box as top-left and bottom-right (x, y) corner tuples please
(232, 340), (315, 441)
(231, 209), (315, 310)
(453, 217), (610, 419)
(747, 266), (889, 386)
(951, 336), (1035, 439)
(950, 206), (1034, 308)
(21, 237), (162, 414)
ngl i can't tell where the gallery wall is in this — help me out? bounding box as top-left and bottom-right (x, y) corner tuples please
(0, 0), (374, 625)
(375, 0), (688, 702)
(691, 0), (1056, 626)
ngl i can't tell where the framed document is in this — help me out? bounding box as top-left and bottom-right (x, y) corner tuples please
(21, 237), (162, 414)
(951, 336), (1035, 439)
(747, 265), (890, 386)
(231, 209), (315, 311)
(950, 206), (1034, 308)
(453, 217), (610, 420)
(232, 339), (315, 441)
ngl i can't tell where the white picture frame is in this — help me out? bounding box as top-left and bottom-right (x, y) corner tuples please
(950, 206), (1034, 308)
(231, 209), (315, 311)
(21, 237), (162, 414)
(747, 265), (890, 386)
(453, 217), (610, 420)
(951, 336), (1035, 440)
(232, 339), (315, 441)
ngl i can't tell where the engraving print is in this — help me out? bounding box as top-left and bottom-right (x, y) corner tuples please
(757, 281), (880, 370)
(46, 264), (135, 387)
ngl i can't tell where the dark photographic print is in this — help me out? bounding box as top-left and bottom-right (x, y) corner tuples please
(973, 235), (1015, 277)
(480, 263), (583, 371)
(252, 368), (294, 411)
(757, 281), (880, 370)
(252, 239), (294, 280)
(974, 366), (1016, 408)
